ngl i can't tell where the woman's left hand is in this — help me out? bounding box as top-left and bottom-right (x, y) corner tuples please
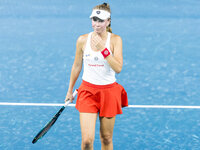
(91, 34), (105, 51)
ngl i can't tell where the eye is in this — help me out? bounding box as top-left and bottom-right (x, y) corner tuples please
(99, 19), (105, 23)
(92, 17), (105, 23)
(92, 17), (98, 22)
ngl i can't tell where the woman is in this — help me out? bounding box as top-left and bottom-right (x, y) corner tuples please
(65, 3), (128, 150)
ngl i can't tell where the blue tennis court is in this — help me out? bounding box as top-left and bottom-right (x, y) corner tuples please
(0, 0), (200, 149)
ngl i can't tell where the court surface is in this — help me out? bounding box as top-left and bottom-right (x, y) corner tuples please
(0, 0), (200, 149)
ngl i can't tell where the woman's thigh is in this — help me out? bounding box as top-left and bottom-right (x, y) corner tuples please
(99, 117), (116, 138)
(80, 113), (98, 140)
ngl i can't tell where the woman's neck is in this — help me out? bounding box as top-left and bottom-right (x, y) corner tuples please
(94, 30), (107, 40)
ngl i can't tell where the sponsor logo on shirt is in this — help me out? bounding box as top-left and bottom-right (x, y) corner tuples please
(85, 54), (90, 57)
(88, 64), (104, 67)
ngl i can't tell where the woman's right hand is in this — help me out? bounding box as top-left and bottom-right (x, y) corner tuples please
(65, 91), (74, 103)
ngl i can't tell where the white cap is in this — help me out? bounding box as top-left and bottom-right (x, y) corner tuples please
(89, 9), (110, 20)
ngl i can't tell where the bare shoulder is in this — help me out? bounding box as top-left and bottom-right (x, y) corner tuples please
(110, 33), (122, 49)
(111, 33), (122, 44)
(77, 34), (88, 45)
(76, 34), (89, 51)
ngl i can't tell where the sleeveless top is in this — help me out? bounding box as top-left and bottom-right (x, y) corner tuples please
(82, 32), (116, 85)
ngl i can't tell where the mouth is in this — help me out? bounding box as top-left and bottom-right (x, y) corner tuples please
(94, 27), (101, 30)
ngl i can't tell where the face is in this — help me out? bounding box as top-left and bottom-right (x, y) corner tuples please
(91, 17), (110, 33)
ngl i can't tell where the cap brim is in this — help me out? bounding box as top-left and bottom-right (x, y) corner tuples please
(89, 9), (110, 20)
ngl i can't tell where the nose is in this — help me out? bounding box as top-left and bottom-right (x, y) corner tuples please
(95, 21), (101, 26)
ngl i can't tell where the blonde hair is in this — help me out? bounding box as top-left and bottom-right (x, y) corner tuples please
(93, 3), (112, 33)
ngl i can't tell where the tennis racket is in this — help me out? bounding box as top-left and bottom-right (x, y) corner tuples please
(32, 89), (78, 144)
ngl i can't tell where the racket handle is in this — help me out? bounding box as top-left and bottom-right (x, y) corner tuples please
(64, 89), (78, 107)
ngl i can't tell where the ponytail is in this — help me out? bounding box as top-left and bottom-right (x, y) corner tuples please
(106, 18), (112, 33)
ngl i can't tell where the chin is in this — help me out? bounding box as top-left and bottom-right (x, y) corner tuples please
(94, 29), (103, 34)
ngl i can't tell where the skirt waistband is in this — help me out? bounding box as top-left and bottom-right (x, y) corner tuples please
(82, 80), (117, 89)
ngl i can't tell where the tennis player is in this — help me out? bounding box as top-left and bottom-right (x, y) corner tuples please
(65, 3), (128, 150)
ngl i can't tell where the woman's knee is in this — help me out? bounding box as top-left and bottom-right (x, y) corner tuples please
(82, 137), (94, 149)
(100, 134), (113, 145)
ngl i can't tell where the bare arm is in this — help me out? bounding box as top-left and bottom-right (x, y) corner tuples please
(105, 35), (123, 73)
(65, 35), (86, 101)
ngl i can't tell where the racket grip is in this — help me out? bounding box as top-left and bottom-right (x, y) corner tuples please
(72, 89), (78, 97)
(64, 89), (78, 107)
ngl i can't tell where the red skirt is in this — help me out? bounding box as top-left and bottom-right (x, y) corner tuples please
(75, 80), (128, 117)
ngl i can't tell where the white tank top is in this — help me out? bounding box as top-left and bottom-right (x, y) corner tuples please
(82, 32), (116, 85)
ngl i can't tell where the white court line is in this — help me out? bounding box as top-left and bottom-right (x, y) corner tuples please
(0, 102), (200, 109)
(128, 105), (200, 109)
(0, 102), (75, 107)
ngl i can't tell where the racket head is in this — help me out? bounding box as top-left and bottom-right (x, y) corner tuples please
(32, 106), (65, 144)
(32, 112), (60, 144)
(32, 89), (77, 144)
